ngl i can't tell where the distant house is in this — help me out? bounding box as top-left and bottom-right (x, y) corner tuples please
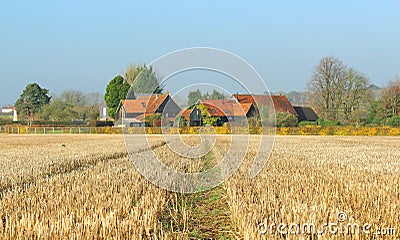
(115, 91), (181, 127)
(293, 106), (319, 122)
(232, 94), (298, 116)
(1, 105), (14, 114)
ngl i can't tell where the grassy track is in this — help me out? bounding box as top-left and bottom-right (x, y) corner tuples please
(159, 151), (239, 239)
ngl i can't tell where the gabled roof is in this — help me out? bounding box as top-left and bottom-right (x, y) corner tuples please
(118, 93), (169, 114)
(177, 109), (192, 121)
(293, 106), (319, 121)
(135, 113), (152, 121)
(239, 103), (253, 114)
(232, 94), (298, 116)
(200, 99), (251, 117)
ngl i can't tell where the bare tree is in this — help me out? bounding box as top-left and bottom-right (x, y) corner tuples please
(124, 64), (143, 86)
(59, 90), (87, 107)
(85, 92), (103, 107)
(123, 64), (163, 95)
(381, 79), (400, 117)
(307, 56), (347, 121)
(307, 56), (371, 123)
(342, 68), (371, 123)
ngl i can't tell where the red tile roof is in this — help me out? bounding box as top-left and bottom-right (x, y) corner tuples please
(177, 109), (192, 121)
(232, 94), (298, 116)
(135, 113), (153, 121)
(200, 99), (251, 117)
(119, 93), (169, 114)
(239, 103), (253, 115)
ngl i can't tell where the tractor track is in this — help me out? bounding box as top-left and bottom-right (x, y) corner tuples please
(0, 141), (167, 199)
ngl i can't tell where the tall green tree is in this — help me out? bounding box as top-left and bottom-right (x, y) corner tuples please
(105, 75), (130, 118)
(188, 89), (202, 107)
(15, 83), (51, 125)
(131, 65), (163, 94)
(187, 89), (226, 107)
(209, 90), (226, 100)
(366, 100), (386, 125)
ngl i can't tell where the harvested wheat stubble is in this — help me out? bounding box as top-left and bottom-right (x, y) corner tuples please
(0, 135), (399, 239)
(0, 135), (172, 239)
(0, 135), (235, 239)
(226, 136), (400, 239)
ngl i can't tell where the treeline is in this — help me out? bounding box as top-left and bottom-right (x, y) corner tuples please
(12, 83), (103, 126)
(41, 90), (103, 124)
(187, 89), (226, 106)
(307, 56), (399, 127)
(10, 64), (162, 126)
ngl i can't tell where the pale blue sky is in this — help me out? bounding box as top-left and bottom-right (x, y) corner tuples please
(1, 1), (399, 106)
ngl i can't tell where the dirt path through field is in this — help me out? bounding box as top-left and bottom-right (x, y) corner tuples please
(157, 146), (239, 239)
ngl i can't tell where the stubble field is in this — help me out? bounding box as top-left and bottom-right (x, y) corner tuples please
(0, 134), (399, 239)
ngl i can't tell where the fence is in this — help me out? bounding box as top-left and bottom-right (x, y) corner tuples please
(0, 126), (256, 135)
(1, 125), (400, 136)
(0, 126), (120, 134)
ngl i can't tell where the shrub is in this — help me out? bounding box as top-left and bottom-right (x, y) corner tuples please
(247, 117), (260, 127)
(95, 121), (114, 127)
(316, 118), (340, 126)
(275, 112), (298, 127)
(173, 116), (187, 128)
(144, 113), (162, 127)
(387, 116), (400, 127)
(298, 121), (317, 126)
(196, 104), (220, 126)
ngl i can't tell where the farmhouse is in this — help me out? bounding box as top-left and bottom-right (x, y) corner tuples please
(115, 91), (181, 127)
(1, 105), (14, 114)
